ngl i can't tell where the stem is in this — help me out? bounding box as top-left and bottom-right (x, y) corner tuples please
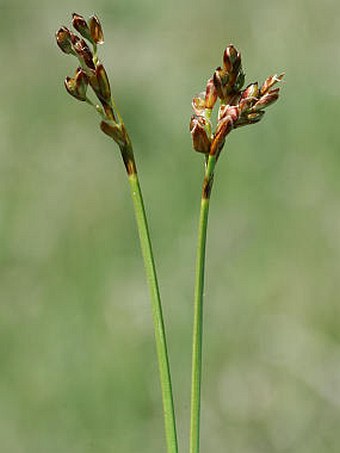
(190, 155), (217, 453)
(127, 169), (178, 453)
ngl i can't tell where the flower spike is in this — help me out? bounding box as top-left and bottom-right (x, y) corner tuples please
(190, 44), (284, 159)
(55, 13), (118, 130)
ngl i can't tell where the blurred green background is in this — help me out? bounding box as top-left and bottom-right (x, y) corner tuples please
(1, 0), (340, 451)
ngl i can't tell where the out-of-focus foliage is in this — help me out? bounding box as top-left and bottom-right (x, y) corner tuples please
(1, 1), (340, 451)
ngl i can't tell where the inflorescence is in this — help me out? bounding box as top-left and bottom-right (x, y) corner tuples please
(190, 45), (284, 159)
(56, 13), (129, 150)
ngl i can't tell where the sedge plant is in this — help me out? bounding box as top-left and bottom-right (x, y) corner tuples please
(56, 14), (178, 453)
(56, 12), (283, 453)
(189, 46), (284, 453)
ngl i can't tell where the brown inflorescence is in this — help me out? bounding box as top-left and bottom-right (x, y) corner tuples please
(190, 44), (284, 159)
(56, 13), (131, 148)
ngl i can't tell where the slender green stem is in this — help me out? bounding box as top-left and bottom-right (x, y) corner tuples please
(190, 155), (217, 453)
(128, 170), (178, 453)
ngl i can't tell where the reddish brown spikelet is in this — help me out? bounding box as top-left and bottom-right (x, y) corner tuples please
(90, 65), (115, 120)
(190, 116), (211, 154)
(100, 120), (126, 146)
(225, 106), (239, 123)
(73, 38), (95, 69)
(192, 95), (205, 116)
(72, 13), (92, 42)
(56, 27), (74, 54)
(239, 97), (254, 112)
(64, 68), (88, 101)
(234, 110), (265, 128)
(70, 32), (80, 46)
(96, 64), (111, 102)
(247, 111), (265, 122)
(260, 73), (285, 95)
(223, 45), (241, 73)
(241, 82), (259, 100)
(89, 15), (104, 44)
(213, 67), (227, 100)
(210, 116), (233, 156)
(252, 91), (279, 112)
(75, 68), (89, 93)
(205, 78), (218, 109)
